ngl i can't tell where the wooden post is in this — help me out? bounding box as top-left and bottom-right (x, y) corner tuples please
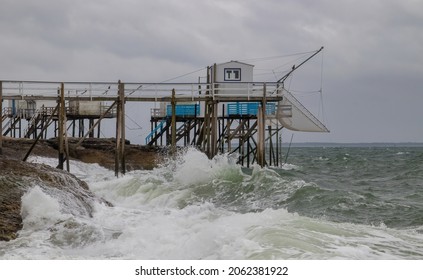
(120, 81), (126, 175)
(72, 120), (76, 137)
(221, 104), (225, 153)
(171, 88), (176, 156)
(226, 119), (231, 152)
(247, 119), (251, 168)
(89, 119), (94, 138)
(115, 80), (126, 176)
(204, 100), (211, 156)
(193, 103), (198, 145)
(257, 84), (267, 167)
(240, 119), (245, 165)
(268, 125), (273, 166)
(97, 120), (101, 138)
(64, 113), (70, 172)
(150, 120), (154, 145)
(256, 111), (263, 166)
(0, 81), (3, 155)
(210, 101), (218, 158)
(79, 119), (84, 137)
(58, 83), (65, 170)
(115, 82), (122, 177)
(276, 122), (279, 167)
(210, 64), (218, 158)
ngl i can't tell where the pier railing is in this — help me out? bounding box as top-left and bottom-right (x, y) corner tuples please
(0, 81), (285, 102)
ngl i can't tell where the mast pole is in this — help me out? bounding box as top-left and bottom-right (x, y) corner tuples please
(277, 46), (324, 84)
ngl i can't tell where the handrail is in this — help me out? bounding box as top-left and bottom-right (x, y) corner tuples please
(0, 81), (285, 101)
(145, 119), (167, 144)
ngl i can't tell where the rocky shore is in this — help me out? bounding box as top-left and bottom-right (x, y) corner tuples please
(0, 137), (164, 242)
(1, 137), (165, 171)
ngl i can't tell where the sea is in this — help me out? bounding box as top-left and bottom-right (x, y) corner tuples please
(1, 144), (423, 260)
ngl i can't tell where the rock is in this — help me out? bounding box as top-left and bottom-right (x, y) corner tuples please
(1, 137), (165, 171)
(0, 156), (111, 242)
(0, 137), (165, 241)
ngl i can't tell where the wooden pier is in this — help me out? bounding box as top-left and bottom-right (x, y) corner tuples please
(1, 52), (329, 176)
(1, 80), (289, 175)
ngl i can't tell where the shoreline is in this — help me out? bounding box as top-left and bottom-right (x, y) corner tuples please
(0, 137), (164, 171)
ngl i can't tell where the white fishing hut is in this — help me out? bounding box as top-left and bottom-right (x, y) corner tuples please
(209, 61), (254, 116)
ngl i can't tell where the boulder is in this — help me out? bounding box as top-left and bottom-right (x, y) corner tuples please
(0, 156), (111, 241)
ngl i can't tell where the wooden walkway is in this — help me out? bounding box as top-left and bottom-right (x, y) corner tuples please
(1, 80), (285, 176)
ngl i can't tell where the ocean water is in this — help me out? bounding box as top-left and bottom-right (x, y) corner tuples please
(1, 145), (423, 259)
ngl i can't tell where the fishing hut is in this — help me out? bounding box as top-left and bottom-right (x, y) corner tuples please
(0, 47), (329, 176)
(3, 98), (115, 139)
(145, 59), (329, 167)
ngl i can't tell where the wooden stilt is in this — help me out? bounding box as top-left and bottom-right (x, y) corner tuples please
(240, 118), (245, 165)
(220, 104), (225, 153)
(226, 118), (232, 152)
(276, 123), (279, 166)
(58, 83), (66, 170)
(71, 120), (75, 137)
(247, 119), (251, 168)
(78, 119), (83, 137)
(89, 119), (94, 138)
(257, 84), (267, 167)
(119, 81), (126, 175)
(0, 81), (3, 155)
(64, 113), (70, 172)
(115, 82), (122, 177)
(97, 119), (101, 138)
(203, 99), (211, 156)
(268, 125), (273, 166)
(114, 81), (126, 176)
(210, 101), (218, 158)
(171, 88), (176, 156)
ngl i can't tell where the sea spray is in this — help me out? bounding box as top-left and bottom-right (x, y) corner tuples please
(21, 186), (65, 230)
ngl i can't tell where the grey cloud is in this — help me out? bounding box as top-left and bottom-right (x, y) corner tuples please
(1, 0), (422, 142)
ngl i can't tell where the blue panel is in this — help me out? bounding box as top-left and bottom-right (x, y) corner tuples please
(227, 102), (276, 116)
(166, 104), (200, 117)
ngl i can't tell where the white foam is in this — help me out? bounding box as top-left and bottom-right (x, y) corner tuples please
(20, 186), (67, 230)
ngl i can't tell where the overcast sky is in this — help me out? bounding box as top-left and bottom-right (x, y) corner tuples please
(1, 0), (422, 143)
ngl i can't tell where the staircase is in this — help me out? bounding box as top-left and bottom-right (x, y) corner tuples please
(2, 107), (16, 136)
(145, 119), (168, 145)
(23, 107), (43, 138)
